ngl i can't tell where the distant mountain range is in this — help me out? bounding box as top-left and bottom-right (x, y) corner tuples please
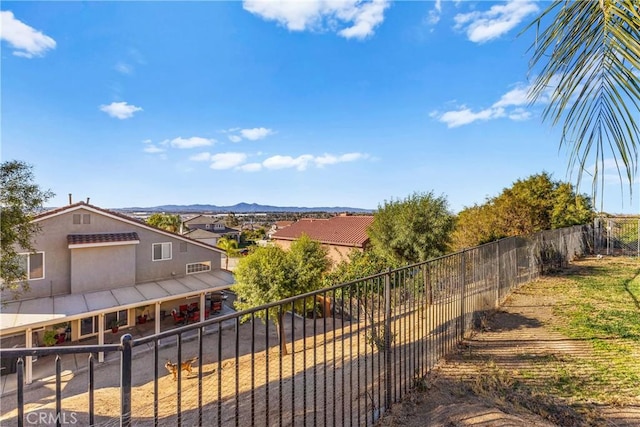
(120, 202), (373, 214)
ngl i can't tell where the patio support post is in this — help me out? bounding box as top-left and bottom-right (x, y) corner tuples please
(155, 302), (161, 335)
(200, 293), (206, 322)
(98, 313), (105, 363)
(25, 328), (33, 384)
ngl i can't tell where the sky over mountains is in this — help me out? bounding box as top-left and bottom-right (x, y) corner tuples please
(2, 1), (637, 214)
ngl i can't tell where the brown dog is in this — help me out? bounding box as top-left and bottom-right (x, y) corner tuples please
(165, 356), (198, 381)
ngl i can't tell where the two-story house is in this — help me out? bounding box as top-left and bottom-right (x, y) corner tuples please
(0, 202), (234, 383)
(182, 215), (241, 245)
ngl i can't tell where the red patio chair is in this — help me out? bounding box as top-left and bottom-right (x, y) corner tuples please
(171, 309), (186, 325)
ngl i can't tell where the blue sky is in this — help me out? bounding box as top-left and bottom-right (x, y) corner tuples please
(1, 1), (637, 213)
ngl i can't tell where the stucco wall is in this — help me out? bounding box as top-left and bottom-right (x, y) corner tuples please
(70, 245), (136, 293)
(271, 239), (362, 266)
(10, 206), (223, 301)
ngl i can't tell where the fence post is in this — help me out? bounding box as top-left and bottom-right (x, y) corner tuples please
(120, 334), (133, 427)
(384, 267), (392, 414)
(17, 358), (24, 427)
(460, 250), (466, 340)
(496, 242), (501, 306)
(424, 263), (433, 305)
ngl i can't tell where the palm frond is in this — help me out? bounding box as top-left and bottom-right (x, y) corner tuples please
(524, 0), (640, 209)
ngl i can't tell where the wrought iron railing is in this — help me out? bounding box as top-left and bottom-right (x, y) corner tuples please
(0, 225), (592, 427)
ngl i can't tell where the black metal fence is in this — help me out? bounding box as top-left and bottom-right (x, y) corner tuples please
(593, 216), (640, 256)
(0, 225), (592, 427)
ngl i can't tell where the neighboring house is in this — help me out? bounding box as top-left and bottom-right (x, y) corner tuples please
(184, 228), (224, 247)
(0, 202), (233, 383)
(183, 215), (241, 241)
(270, 214), (374, 264)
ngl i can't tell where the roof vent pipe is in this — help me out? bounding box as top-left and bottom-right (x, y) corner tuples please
(69, 193), (72, 205)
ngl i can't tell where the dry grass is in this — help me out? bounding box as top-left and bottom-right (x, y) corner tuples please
(378, 256), (640, 427)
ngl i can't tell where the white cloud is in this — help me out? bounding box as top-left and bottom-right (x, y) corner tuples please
(240, 127), (274, 141)
(142, 140), (166, 155)
(166, 137), (216, 149)
(263, 154), (315, 171)
(433, 80), (553, 127)
(243, 0), (390, 40)
(210, 152), (247, 170)
(226, 127), (275, 142)
(115, 62), (132, 74)
(454, 0), (538, 43)
(261, 152), (367, 171)
(99, 101), (143, 119)
(0, 11), (56, 58)
(189, 152), (212, 161)
(238, 162), (263, 172)
(142, 142), (165, 154)
(426, 0), (442, 26)
(143, 145), (165, 154)
(435, 106), (505, 128)
(492, 85), (530, 108)
(508, 108), (532, 121)
(315, 152), (367, 167)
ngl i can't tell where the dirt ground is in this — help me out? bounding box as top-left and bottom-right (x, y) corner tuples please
(3, 258), (640, 426)
(376, 260), (640, 427)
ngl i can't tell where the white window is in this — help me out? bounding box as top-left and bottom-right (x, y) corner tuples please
(152, 242), (172, 261)
(187, 261), (211, 274)
(105, 310), (128, 329)
(80, 316), (98, 337)
(19, 252), (44, 280)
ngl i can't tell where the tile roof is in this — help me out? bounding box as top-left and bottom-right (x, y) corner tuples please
(184, 215), (223, 225)
(275, 220), (295, 228)
(271, 215), (374, 248)
(67, 232), (140, 245)
(185, 229), (222, 239)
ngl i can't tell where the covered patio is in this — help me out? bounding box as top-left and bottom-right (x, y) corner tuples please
(0, 270), (234, 384)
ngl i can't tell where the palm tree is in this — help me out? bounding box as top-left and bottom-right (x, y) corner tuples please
(525, 1), (640, 209)
(217, 237), (238, 270)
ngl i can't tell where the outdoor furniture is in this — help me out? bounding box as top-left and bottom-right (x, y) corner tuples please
(171, 309), (186, 325)
(211, 301), (222, 313)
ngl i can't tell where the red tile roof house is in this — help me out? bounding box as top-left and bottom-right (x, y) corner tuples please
(270, 214), (375, 265)
(0, 202), (234, 384)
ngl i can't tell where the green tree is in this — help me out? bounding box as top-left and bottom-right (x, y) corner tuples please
(289, 234), (331, 291)
(451, 204), (501, 250)
(323, 249), (388, 287)
(233, 238), (330, 355)
(1, 161), (54, 300)
(368, 191), (455, 266)
(452, 173), (594, 250)
(525, 1), (640, 207)
(217, 237), (239, 270)
(146, 213), (182, 233)
(241, 227), (266, 243)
